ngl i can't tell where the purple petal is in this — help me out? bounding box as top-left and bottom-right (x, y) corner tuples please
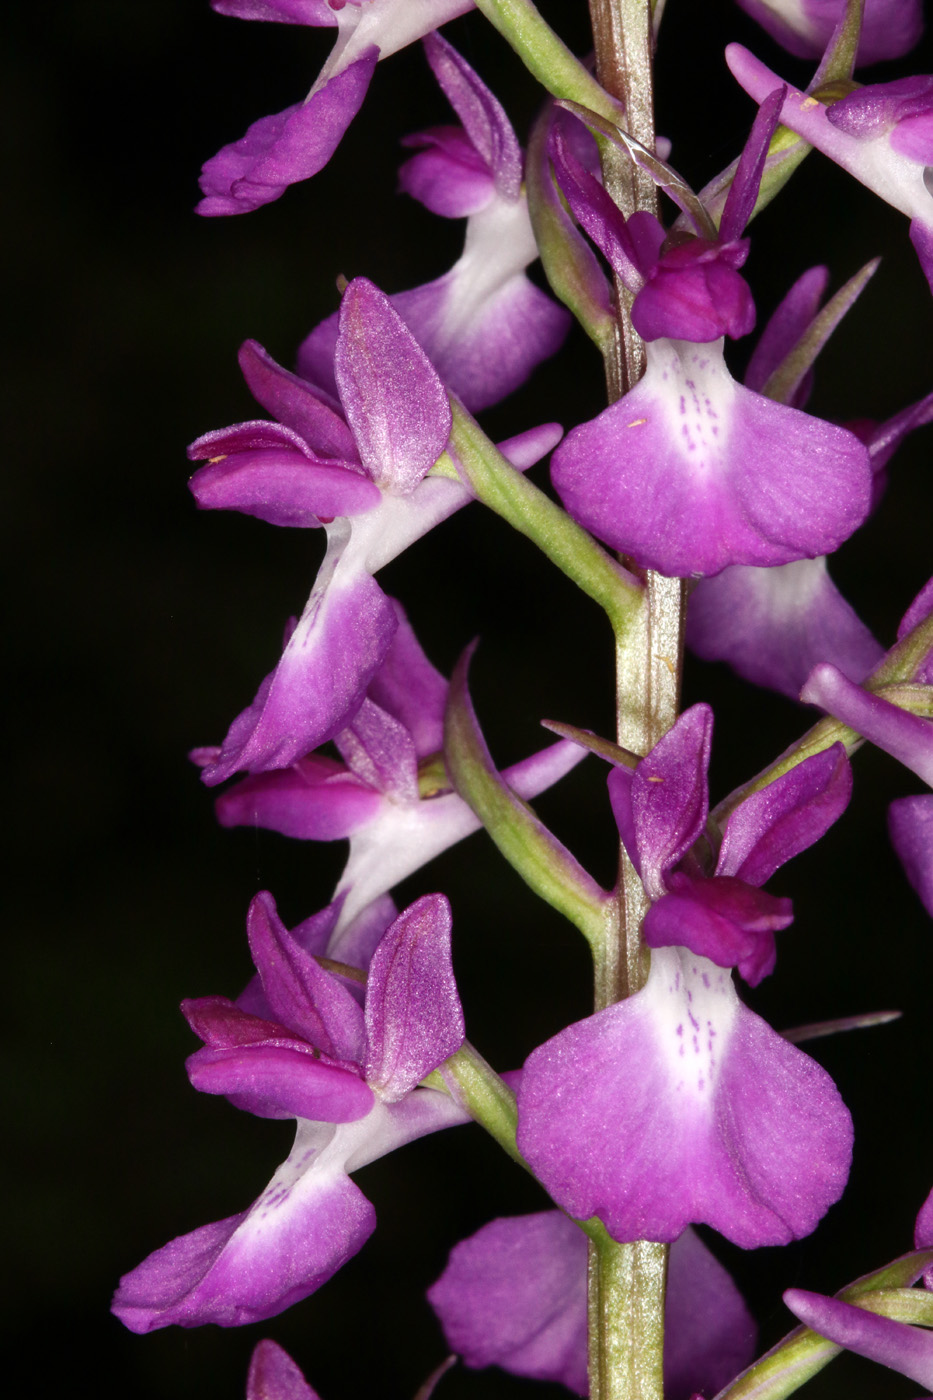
(183, 995), (291, 1049)
(734, 0), (924, 66)
(186, 1042), (374, 1121)
(422, 32), (522, 199)
(548, 124), (645, 292)
(200, 526), (399, 784)
(189, 420), (318, 460)
(326, 894), (398, 971)
(399, 125), (495, 217)
(247, 1341), (320, 1400)
(428, 1211), (589, 1395)
(629, 704), (713, 900)
(744, 265), (829, 398)
(915, 1185), (933, 1289)
(248, 891), (366, 1062)
(869, 392), (933, 479)
(197, 52), (378, 215)
(801, 663), (933, 786)
(516, 946), (852, 1247)
(889, 795), (933, 918)
(335, 697), (419, 802)
(717, 743), (852, 885)
(188, 450), (380, 526)
(686, 557), (883, 699)
(238, 340), (357, 459)
(111, 1120), (376, 1330)
(335, 278), (452, 494)
(367, 600), (448, 757)
(211, 1), (337, 22)
(428, 1213), (756, 1400)
(631, 246), (755, 343)
(363, 894), (464, 1100)
(551, 338), (871, 578)
(720, 87), (785, 241)
(910, 216), (933, 296)
(643, 873), (786, 985)
(784, 1288), (933, 1388)
(216, 758), (382, 840)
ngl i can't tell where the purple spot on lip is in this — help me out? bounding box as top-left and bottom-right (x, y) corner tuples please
(676, 1024), (683, 1036)
(702, 973), (710, 988)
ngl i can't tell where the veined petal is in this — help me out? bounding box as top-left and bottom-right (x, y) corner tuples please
(628, 704), (712, 898)
(889, 795), (933, 918)
(551, 336), (871, 577)
(422, 32), (523, 199)
(363, 894), (465, 1100)
(211, 1), (340, 23)
(200, 520), (399, 784)
(335, 697), (419, 802)
(367, 600), (448, 757)
(427, 1212), (756, 1400)
(516, 946), (852, 1247)
(215, 760), (383, 841)
(185, 1042), (373, 1122)
(111, 1119), (376, 1331)
(335, 278), (451, 495)
(686, 557), (883, 698)
(237, 340), (356, 459)
(247, 1341), (320, 1400)
(197, 53), (378, 216)
(188, 449), (380, 526)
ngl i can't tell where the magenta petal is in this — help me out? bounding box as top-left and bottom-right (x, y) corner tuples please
(111, 1122), (376, 1331)
(422, 32), (522, 200)
(247, 1341), (320, 1400)
(517, 947), (852, 1247)
(399, 125), (495, 217)
(909, 217), (933, 296)
(643, 874), (785, 986)
(744, 265), (829, 398)
(211, 1), (338, 22)
(551, 338), (871, 578)
(335, 278), (451, 494)
(237, 340), (357, 459)
(428, 1211), (589, 1395)
(734, 0), (924, 66)
(247, 891), (366, 1062)
(363, 894), (464, 1101)
(784, 1288), (933, 1389)
(889, 795), (933, 918)
(802, 663), (933, 786)
(631, 704), (712, 899)
(335, 697), (419, 802)
(687, 558), (883, 699)
(200, 539), (399, 784)
(216, 760), (382, 841)
(186, 1043), (374, 1122)
(196, 52), (378, 215)
(188, 450), (380, 526)
(718, 743), (852, 886)
(367, 600), (448, 757)
(915, 1185), (933, 1289)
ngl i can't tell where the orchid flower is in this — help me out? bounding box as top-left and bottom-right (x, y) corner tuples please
(734, 0), (923, 67)
(514, 705), (854, 1248)
(112, 890), (468, 1331)
(427, 1210), (757, 1399)
(212, 600), (585, 933)
(687, 263), (933, 696)
(546, 98), (872, 577)
(727, 47), (933, 294)
(188, 276), (561, 784)
(198, 0), (474, 215)
(295, 33), (570, 411)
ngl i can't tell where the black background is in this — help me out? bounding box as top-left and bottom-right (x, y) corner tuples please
(5, 2), (933, 1397)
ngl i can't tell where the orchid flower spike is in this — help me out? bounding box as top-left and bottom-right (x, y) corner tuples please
(211, 600), (585, 932)
(198, 0), (474, 215)
(428, 1211), (757, 1399)
(295, 33), (570, 411)
(112, 891), (467, 1331)
(188, 278), (561, 784)
(735, 0), (923, 67)
(515, 706), (854, 1248)
(547, 102), (871, 577)
(727, 46), (933, 293)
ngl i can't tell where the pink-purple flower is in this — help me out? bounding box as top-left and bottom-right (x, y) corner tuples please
(734, 0), (923, 67)
(112, 891), (467, 1331)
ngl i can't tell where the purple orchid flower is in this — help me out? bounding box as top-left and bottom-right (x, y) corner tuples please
(514, 705), (854, 1249)
(295, 34), (570, 412)
(610, 704), (853, 985)
(112, 890), (468, 1332)
(212, 600), (585, 933)
(728, 48), (933, 294)
(198, 0), (474, 215)
(784, 1286), (933, 1390)
(547, 101), (872, 577)
(687, 265), (933, 696)
(735, 0), (923, 67)
(427, 1210), (757, 1399)
(188, 278), (561, 785)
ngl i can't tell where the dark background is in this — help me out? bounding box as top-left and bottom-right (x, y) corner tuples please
(5, 2), (933, 1397)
